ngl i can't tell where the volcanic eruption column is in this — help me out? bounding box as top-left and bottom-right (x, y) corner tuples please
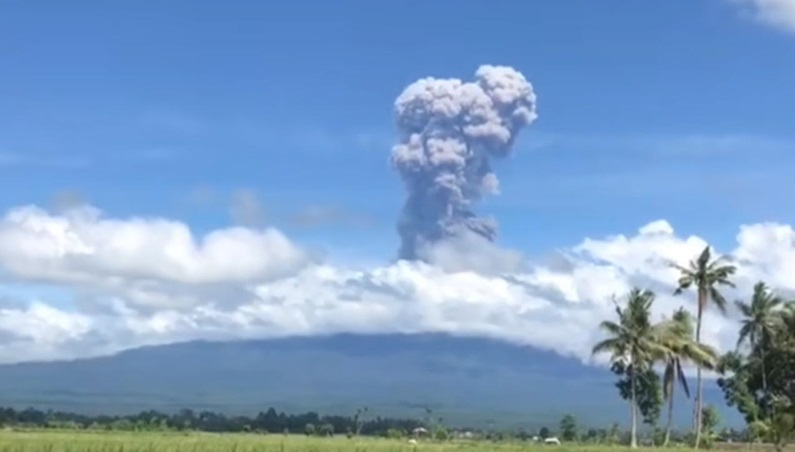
(390, 65), (538, 260)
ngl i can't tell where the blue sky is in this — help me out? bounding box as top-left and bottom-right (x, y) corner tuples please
(1, 0), (794, 262)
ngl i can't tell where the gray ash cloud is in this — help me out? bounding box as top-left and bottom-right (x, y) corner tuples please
(390, 65), (538, 260)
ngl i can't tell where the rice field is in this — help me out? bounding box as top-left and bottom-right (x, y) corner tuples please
(0, 431), (633, 452)
(0, 431), (788, 452)
(0, 431), (787, 452)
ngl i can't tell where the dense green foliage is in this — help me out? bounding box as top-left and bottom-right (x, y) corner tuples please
(0, 405), (422, 437)
(611, 363), (662, 428)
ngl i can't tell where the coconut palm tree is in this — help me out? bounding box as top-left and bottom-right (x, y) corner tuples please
(736, 282), (785, 399)
(592, 288), (669, 448)
(771, 301), (794, 388)
(768, 302), (795, 450)
(777, 302), (795, 337)
(672, 245), (737, 448)
(657, 307), (719, 446)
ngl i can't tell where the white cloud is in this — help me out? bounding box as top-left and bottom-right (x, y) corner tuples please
(0, 204), (792, 368)
(731, 0), (795, 34)
(0, 205), (311, 286)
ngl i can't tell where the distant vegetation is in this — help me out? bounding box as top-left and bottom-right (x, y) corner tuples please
(0, 405), (424, 438)
(0, 403), (763, 445)
(592, 245), (795, 450)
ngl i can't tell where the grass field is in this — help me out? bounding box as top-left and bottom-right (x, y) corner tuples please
(0, 431), (635, 451)
(0, 431), (790, 452)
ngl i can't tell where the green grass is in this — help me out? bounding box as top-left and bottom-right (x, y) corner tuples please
(0, 431), (787, 452)
(0, 431), (649, 452)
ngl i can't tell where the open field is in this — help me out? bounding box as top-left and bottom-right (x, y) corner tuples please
(0, 432), (791, 452)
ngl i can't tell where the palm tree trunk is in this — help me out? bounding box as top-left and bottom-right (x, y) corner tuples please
(759, 345), (770, 424)
(630, 366), (638, 449)
(759, 346), (768, 393)
(664, 367), (676, 447)
(694, 289), (705, 449)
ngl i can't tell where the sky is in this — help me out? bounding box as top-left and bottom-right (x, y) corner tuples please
(0, 0), (794, 364)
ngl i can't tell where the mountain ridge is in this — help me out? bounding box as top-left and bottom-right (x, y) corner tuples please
(0, 333), (739, 429)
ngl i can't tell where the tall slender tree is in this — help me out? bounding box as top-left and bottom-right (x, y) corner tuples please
(657, 307), (718, 446)
(592, 288), (669, 448)
(673, 245), (736, 448)
(736, 282), (785, 399)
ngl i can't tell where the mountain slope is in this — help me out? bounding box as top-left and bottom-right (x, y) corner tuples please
(0, 333), (737, 429)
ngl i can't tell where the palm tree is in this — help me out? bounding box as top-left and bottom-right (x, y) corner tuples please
(592, 288), (669, 448)
(657, 307), (718, 446)
(768, 302), (795, 451)
(736, 282), (785, 400)
(778, 302), (795, 337)
(771, 301), (795, 386)
(672, 245), (736, 448)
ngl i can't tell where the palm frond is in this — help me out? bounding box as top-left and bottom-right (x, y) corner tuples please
(681, 342), (718, 370)
(696, 246), (711, 268)
(598, 320), (624, 336)
(737, 322), (753, 349)
(710, 286), (729, 315)
(592, 338), (624, 357)
(735, 300), (752, 318)
(675, 359), (691, 398)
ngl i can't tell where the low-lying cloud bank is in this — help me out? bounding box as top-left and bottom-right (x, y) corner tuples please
(0, 204), (793, 366)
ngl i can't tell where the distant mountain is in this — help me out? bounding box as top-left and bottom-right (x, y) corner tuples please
(0, 333), (739, 429)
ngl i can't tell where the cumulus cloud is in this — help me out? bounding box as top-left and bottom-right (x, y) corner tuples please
(0, 205), (311, 287)
(731, 0), (795, 33)
(0, 203), (792, 366)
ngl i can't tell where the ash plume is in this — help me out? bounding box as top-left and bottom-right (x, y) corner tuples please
(390, 65), (538, 260)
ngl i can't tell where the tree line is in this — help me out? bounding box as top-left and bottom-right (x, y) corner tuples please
(0, 405), (423, 437)
(592, 246), (795, 450)
(0, 404), (751, 444)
